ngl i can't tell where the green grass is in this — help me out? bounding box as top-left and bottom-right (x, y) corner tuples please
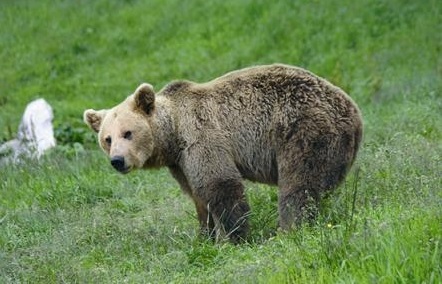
(1, 0), (441, 282)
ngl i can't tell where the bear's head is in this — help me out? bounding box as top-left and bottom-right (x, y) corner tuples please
(83, 83), (156, 174)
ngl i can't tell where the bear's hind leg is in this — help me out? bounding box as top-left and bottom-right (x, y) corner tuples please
(278, 183), (320, 230)
(277, 134), (354, 229)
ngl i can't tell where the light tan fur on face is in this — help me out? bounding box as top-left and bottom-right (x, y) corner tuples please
(83, 84), (158, 172)
(101, 109), (152, 169)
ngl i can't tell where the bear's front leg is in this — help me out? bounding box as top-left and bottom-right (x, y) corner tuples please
(203, 178), (250, 243)
(181, 146), (250, 243)
(169, 166), (215, 238)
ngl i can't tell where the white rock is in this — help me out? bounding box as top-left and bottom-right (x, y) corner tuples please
(0, 98), (56, 163)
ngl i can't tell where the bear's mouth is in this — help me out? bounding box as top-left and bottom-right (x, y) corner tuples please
(110, 156), (132, 174)
(117, 166), (131, 174)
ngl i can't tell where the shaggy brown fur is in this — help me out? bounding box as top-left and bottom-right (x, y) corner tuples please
(84, 64), (363, 243)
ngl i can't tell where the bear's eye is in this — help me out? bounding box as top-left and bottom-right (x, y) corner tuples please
(105, 136), (112, 146)
(123, 131), (132, 140)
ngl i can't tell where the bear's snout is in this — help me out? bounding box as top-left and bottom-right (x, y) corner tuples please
(110, 156), (128, 173)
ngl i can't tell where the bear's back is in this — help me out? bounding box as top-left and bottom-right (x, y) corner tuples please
(160, 64), (349, 108)
(160, 64), (357, 131)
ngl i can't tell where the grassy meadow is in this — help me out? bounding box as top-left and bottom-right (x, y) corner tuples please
(0, 0), (441, 283)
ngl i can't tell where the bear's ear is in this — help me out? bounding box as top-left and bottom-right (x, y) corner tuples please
(83, 109), (107, 133)
(134, 83), (155, 115)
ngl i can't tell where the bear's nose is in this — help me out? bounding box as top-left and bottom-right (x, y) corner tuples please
(110, 156), (126, 172)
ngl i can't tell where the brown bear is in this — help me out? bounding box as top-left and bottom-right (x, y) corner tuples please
(84, 64), (363, 243)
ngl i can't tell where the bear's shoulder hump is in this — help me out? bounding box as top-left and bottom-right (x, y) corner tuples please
(162, 80), (194, 95)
